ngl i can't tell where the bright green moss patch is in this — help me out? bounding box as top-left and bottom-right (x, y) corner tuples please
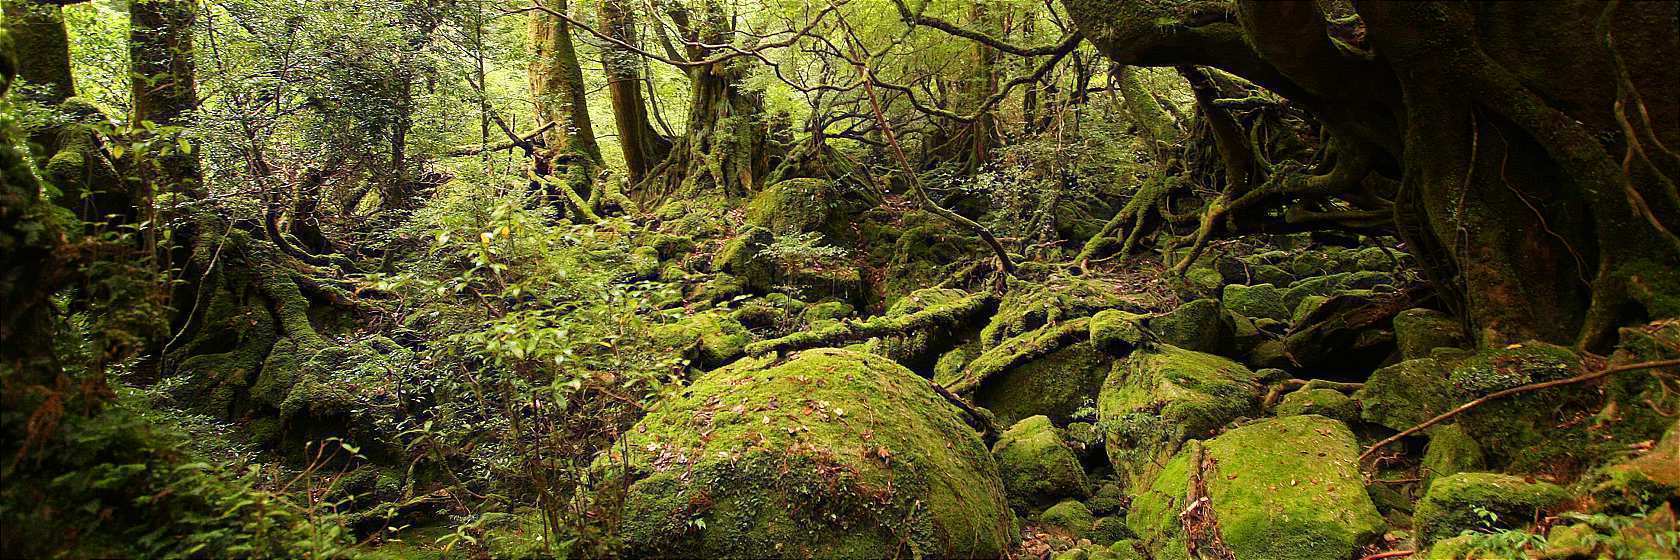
(1144, 299), (1230, 355)
(1356, 357), (1452, 432)
(650, 311), (751, 369)
(607, 349), (1014, 558)
(1221, 283), (1289, 322)
(1275, 388), (1358, 425)
(1039, 499), (1096, 539)
(1127, 415), (1385, 560)
(1392, 308), (1468, 360)
(1420, 424), (1486, 492)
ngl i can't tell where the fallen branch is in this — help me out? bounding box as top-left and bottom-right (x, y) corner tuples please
(1358, 357), (1680, 466)
(744, 291), (995, 356)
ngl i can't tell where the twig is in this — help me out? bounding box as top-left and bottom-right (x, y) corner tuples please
(1359, 357), (1680, 466)
(1360, 551), (1414, 560)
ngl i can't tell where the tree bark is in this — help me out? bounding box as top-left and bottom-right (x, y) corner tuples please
(599, 0), (670, 184)
(529, 0), (602, 207)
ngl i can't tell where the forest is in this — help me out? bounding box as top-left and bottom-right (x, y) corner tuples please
(0, 0), (1677, 558)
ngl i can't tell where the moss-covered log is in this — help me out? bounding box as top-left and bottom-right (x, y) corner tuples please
(745, 290), (995, 356)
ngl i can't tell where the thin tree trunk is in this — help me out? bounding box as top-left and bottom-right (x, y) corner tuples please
(599, 0), (671, 184)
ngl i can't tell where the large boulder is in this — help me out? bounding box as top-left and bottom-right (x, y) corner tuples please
(1392, 308), (1468, 360)
(1413, 473), (1567, 546)
(1127, 415), (1386, 560)
(993, 416), (1090, 510)
(1275, 387), (1358, 425)
(971, 340), (1113, 427)
(1356, 357), (1454, 432)
(1419, 424), (1486, 492)
(1221, 283), (1290, 322)
(650, 311), (751, 370)
(1099, 344), (1261, 490)
(608, 349), (1015, 558)
(1145, 299), (1232, 355)
(745, 178), (846, 238)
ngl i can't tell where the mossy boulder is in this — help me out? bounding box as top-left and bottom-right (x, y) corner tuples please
(1145, 299), (1232, 355)
(801, 300), (854, 327)
(1088, 482), (1125, 515)
(651, 311), (751, 369)
(1275, 388), (1358, 425)
(1392, 308), (1468, 360)
(1447, 342), (1591, 471)
(1356, 357), (1453, 432)
(1420, 424), (1486, 492)
(1098, 344), (1261, 490)
(993, 416), (1090, 511)
(1412, 473), (1567, 546)
(1089, 309), (1148, 356)
(711, 227), (777, 290)
(1090, 515), (1134, 545)
(608, 349), (1014, 558)
(1291, 294), (1329, 326)
(981, 276), (1143, 348)
(1039, 499), (1096, 539)
(1127, 415), (1385, 560)
(745, 178), (844, 237)
(1222, 283), (1290, 322)
(629, 245), (661, 279)
(972, 340), (1113, 427)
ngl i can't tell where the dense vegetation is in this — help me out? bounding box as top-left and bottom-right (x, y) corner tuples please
(1, 0), (1676, 558)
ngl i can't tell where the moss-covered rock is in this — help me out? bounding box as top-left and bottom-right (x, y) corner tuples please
(1420, 424), (1485, 492)
(1392, 308), (1468, 360)
(1089, 309), (1148, 357)
(629, 245), (661, 279)
(1040, 499), (1096, 539)
(1089, 515), (1134, 545)
(1275, 388), (1358, 425)
(1412, 473), (1567, 546)
(1088, 482), (1125, 515)
(802, 300), (854, 327)
(981, 276), (1142, 349)
(651, 311), (751, 369)
(1356, 357), (1453, 432)
(973, 340), (1113, 427)
(1145, 299), (1231, 355)
(1222, 283), (1290, 322)
(993, 416), (1090, 511)
(607, 349), (1014, 558)
(1127, 415), (1385, 560)
(1098, 344), (1261, 490)
(745, 178), (843, 237)
(1291, 294), (1329, 326)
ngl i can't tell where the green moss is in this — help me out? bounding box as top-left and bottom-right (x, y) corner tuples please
(1420, 424), (1485, 492)
(1039, 499), (1096, 539)
(1275, 388), (1358, 425)
(1145, 299), (1231, 355)
(607, 349), (1014, 558)
(993, 415), (1090, 510)
(1393, 308), (1468, 360)
(1586, 419), (1678, 514)
(1221, 284), (1289, 322)
(1356, 357), (1452, 432)
(1089, 309), (1148, 357)
(745, 178), (843, 238)
(1089, 515), (1134, 545)
(1098, 344), (1260, 490)
(652, 311), (751, 369)
(1412, 473), (1567, 545)
(630, 245), (661, 279)
(1126, 415), (1385, 560)
(711, 227), (777, 292)
(1291, 294), (1329, 326)
(973, 340), (1113, 427)
(981, 276), (1142, 349)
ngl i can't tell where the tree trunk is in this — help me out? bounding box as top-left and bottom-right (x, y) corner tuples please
(529, 0), (603, 216)
(130, 0), (202, 197)
(599, 0), (671, 184)
(1, 0), (73, 106)
(637, 0), (772, 203)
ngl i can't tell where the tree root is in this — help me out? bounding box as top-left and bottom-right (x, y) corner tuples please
(743, 291), (996, 356)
